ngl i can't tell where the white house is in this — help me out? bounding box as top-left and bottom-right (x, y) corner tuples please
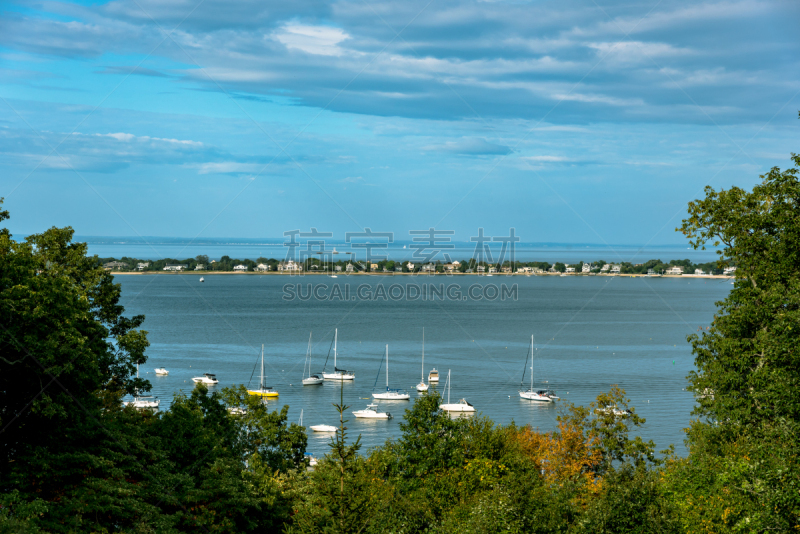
(600, 264), (611, 272)
(406, 262), (415, 271)
(611, 265), (621, 274)
(452, 260), (461, 268)
(582, 263), (591, 273)
(136, 262), (150, 271)
(103, 261), (128, 270)
(335, 265), (342, 272)
(346, 263), (354, 273)
(195, 263), (206, 270)
(163, 264), (187, 271)
(234, 264), (247, 272)
(255, 263), (270, 272)
(477, 265), (485, 273)
(278, 260), (303, 272)
(724, 266), (737, 275)
(647, 268), (657, 275)
(694, 268), (705, 275)
(489, 266), (497, 274)
(566, 267), (575, 273)
(532, 267), (544, 274)
(665, 266), (684, 275)
(444, 263), (455, 271)
(501, 266), (512, 273)
(517, 266), (532, 273)
(422, 263), (436, 272)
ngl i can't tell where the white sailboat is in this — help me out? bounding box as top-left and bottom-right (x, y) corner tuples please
(518, 335), (558, 402)
(248, 344), (278, 398)
(439, 369), (474, 412)
(372, 345), (410, 400)
(154, 367), (169, 375)
(302, 332), (323, 385)
(416, 328), (429, 392)
(352, 403), (392, 419)
(322, 329), (355, 380)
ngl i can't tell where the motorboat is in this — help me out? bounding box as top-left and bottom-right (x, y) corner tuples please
(302, 332), (324, 385)
(352, 403), (392, 419)
(428, 368), (439, 383)
(416, 329), (429, 392)
(249, 344), (279, 398)
(518, 335), (558, 402)
(322, 329), (355, 380)
(372, 345), (410, 400)
(199, 277), (204, 282)
(228, 407), (247, 415)
(125, 396), (160, 410)
(439, 370), (475, 412)
(310, 424), (338, 432)
(192, 373), (219, 385)
(154, 367), (169, 375)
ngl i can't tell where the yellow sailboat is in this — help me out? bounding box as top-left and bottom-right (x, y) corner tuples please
(248, 344), (279, 398)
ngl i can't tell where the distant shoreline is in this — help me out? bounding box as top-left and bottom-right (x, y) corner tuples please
(110, 271), (733, 279)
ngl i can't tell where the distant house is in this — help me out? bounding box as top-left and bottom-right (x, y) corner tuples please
(477, 265), (485, 273)
(548, 264), (557, 273)
(647, 268), (657, 275)
(611, 265), (621, 274)
(444, 263), (455, 271)
(665, 266), (684, 275)
(163, 264), (187, 271)
(532, 267), (544, 274)
(346, 263), (354, 273)
(600, 264), (611, 272)
(335, 265), (342, 272)
(723, 266), (737, 275)
(195, 264), (206, 271)
(370, 263), (379, 271)
(406, 262), (415, 271)
(136, 262), (150, 271)
(255, 263), (270, 272)
(517, 266), (532, 273)
(394, 266), (402, 272)
(278, 260), (302, 272)
(452, 260), (461, 268)
(694, 268), (705, 275)
(489, 266), (497, 274)
(233, 264), (248, 271)
(501, 266), (512, 273)
(103, 261), (128, 270)
(566, 267), (575, 273)
(422, 263), (436, 273)
(582, 263), (591, 273)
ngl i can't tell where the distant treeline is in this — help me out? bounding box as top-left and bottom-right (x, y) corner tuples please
(97, 254), (727, 274)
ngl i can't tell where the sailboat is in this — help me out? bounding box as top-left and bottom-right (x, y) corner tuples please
(439, 370), (474, 412)
(322, 329), (355, 380)
(416, 329), (429, 392)
(518, 335), (558, 402)
(372, 345), (410, 400)
(302, 332), (323, 385)
(248, 344), (279, 398)
(126, 364), (160, 410)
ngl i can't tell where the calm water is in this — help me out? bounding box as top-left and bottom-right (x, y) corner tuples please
(118, 274), (730, 457)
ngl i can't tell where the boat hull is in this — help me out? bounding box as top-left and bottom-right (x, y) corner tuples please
(416, 382), (429, 392)
(248, 389), (279, 398)
(519, 390), (556, 402)
(372, 392), (410, 400)
(192, 377), (218, 385)
(352, 411), (392, 419)
(310, 425), (338, 432)
(439, 403), (475, 412)
(322, 372), (355, 381)
(302, 377), (324, 385)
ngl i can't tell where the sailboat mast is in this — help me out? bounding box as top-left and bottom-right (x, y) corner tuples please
(260, 344), (264, 390)
(385, 345), (389, 387)
(530, 335), (534, 391)
(421, 328), (425, 382)
(447, 369), (451, 404)
(334, 329), (338, 369)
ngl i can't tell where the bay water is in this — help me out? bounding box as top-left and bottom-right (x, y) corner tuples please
(118, 273), (730, 458)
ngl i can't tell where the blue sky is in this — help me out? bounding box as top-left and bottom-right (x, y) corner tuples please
(1, 0), (798, 245)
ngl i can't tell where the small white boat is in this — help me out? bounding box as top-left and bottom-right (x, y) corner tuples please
(518, 335), (559, 402)
(322, 329), (355, 381)
(595, 406), (631, 417)
(192, 373), (219, 385)
(416, 328), (429, 392)
(199, 277), (204, 282)
(428, 367), (439, 383)
(154, 367), (169, 376)
(228, 407), (247, 415)
(353, 403), (392, 419)
(302, 332), (324, 385)
(439, 370), (475, 412)
(310, 424), (338, 432)
(331, 275), (338, 278)
(372, 345), (410, 400)
(125, 396), (160, 410)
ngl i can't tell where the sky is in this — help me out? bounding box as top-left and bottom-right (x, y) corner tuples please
(1, 0), (799, 246)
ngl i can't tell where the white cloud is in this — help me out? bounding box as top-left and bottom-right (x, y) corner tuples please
(273, 24), (350, 56)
